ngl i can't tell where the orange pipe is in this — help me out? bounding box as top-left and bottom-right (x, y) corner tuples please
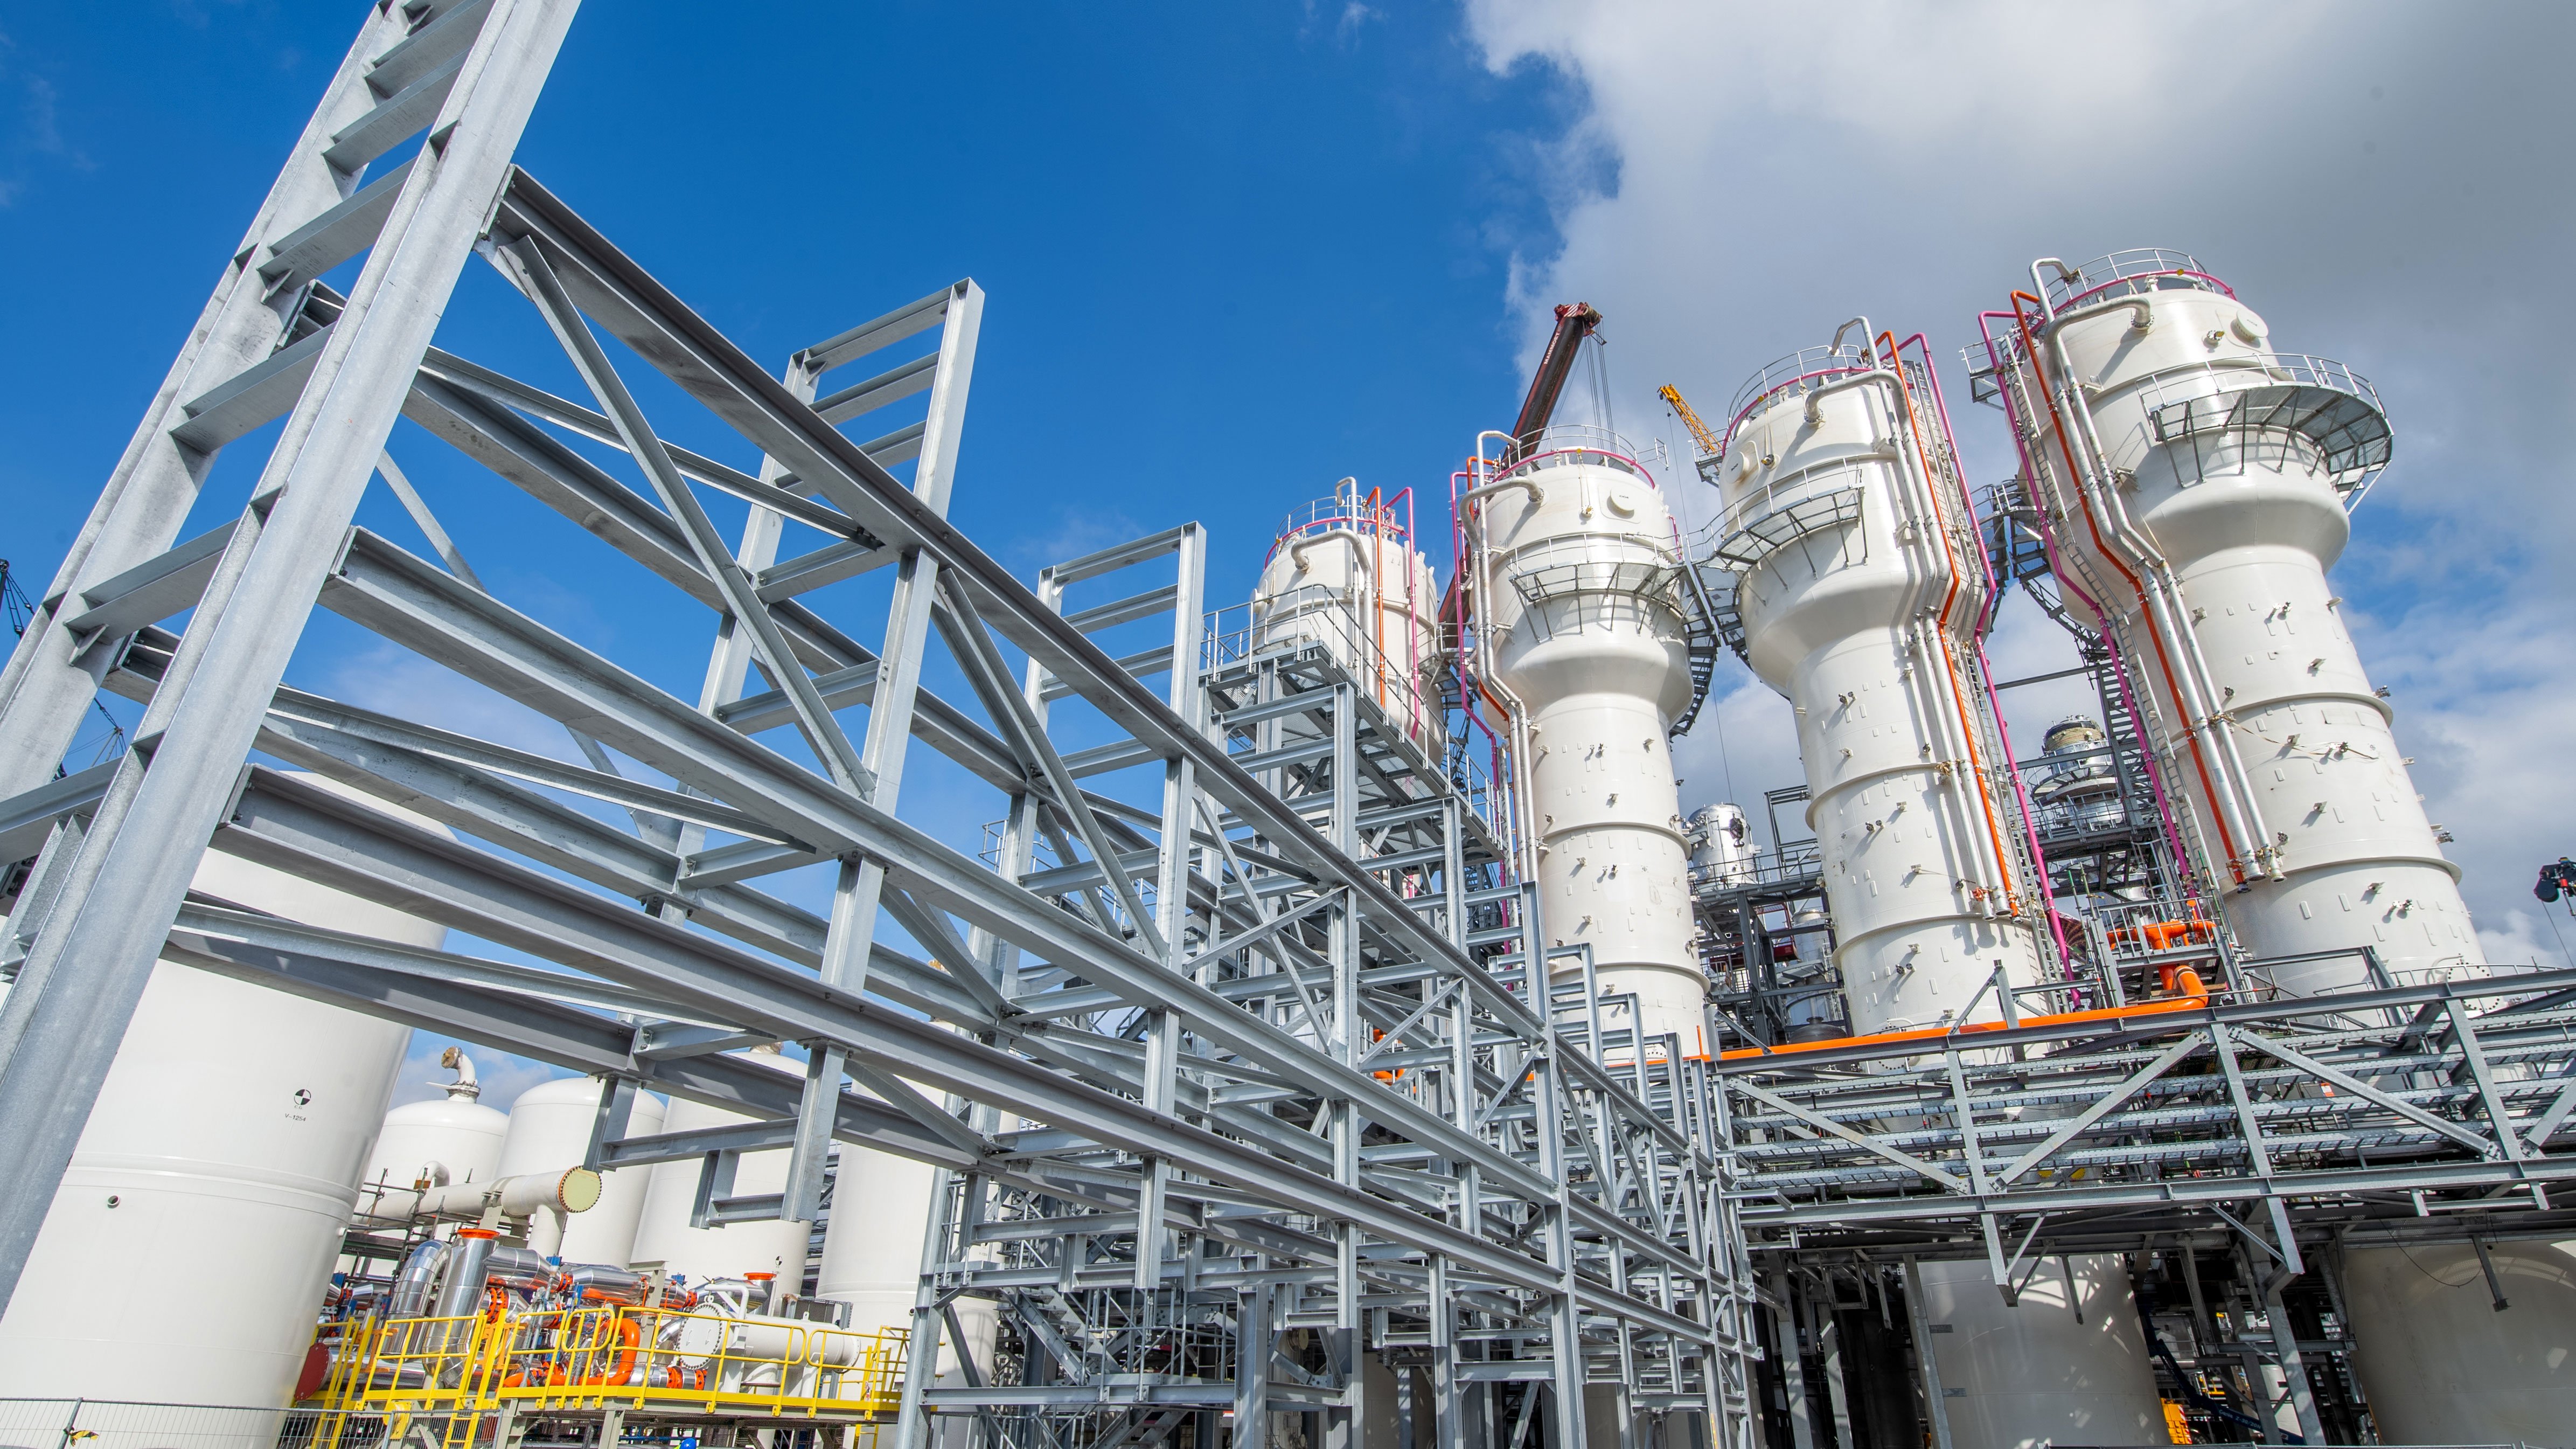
(576, 1315), (640, 1386)
(1878, 331), (2024, 918)
(2010, 295), (2243, 885)
(1718, 976), (2208, 1061)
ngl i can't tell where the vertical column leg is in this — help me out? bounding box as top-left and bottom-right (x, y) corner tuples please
(1238, 1284), (1273, 1449)
(1900, 1261), (1953, 1449)
(1815, 1290), (1853, 1449)
(1432, 1256), (1465, 1449)
(1768, 1274), (1815, 1449)
(2261, 1277), (2326, 1447)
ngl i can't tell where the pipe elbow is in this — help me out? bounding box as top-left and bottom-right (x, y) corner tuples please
(1461, 476), (1544, 511)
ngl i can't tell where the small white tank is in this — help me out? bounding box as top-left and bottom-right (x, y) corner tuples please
(365, 1046), (507, 1195)
(2340, 1239), (2576, 1442)
(630, 1063), (809, 1286)
(0, 780), (437, 1425)
(1915, 1256), (2166, 1449)
(496, 1076), (665, 1267)
(1251, 479), (1443, 758)
(1687, 803), (1753, 885)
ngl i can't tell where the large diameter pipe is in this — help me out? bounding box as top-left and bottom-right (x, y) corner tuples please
(386, 1166), (602, 1223)
(430, 1229), (499, 1320)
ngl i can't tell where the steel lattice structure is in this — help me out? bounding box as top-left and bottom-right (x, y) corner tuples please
(0, 4), (1759, 1446)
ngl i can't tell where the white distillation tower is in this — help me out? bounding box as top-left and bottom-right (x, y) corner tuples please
(1715, 324), (2051, 1037)
(1999, 249), (2476, 990)
(2000, 250), (2570, 1441)
(1462, 425), (1703, 1055)
(1716, 324), (2161, 1448)
(1249, 477), (1443, 762)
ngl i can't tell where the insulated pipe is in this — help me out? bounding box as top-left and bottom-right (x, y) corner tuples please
(431, 1229), (498, 1320)
(2052, 303), (2271, 877)
(565, 1264), (650, 1306)
(1459, 475), (1544, 511)
(398, 1166), (603, 1222)
(1977, 309), (2196, 885)
(437, 1046), (480, 1100)
(2013, 297), (2267, 886)
(389, 1239), (447, 1319)
(2040, 301), (2274, 878)
(1792, 365), (2027, 925)
(1465, 430), (1544, 883)
(1287, 527), (1376, 578)
(1909, 316), (2075, 962)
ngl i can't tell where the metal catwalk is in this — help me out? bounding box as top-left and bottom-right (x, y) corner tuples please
(0, 4), (1756, 1445)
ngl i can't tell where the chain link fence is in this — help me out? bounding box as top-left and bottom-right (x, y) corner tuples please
(0, 1403), (394, 1449)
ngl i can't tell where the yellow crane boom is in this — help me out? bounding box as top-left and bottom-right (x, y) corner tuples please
(1658, 383), (1725, 482)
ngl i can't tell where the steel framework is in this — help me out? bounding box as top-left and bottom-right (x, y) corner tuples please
(0, 5), (1757, 1446)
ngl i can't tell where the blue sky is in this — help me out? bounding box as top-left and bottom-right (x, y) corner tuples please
(2, 3), (1574, 613)
(6, 2), (2571, 1104)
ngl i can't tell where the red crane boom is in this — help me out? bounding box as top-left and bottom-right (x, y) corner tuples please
(1508, 302), (1602, 461)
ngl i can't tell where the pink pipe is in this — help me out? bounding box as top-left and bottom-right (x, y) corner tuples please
(1975, 308), (2196, 893)
(1894, 329), (2074, 973)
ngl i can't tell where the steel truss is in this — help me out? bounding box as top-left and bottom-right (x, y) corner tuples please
(0, 5), (1756, 1446)
(1721, 968), (2576, 1268)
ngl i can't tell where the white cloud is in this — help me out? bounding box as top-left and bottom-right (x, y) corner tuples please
(1468, 0), (2576, 946)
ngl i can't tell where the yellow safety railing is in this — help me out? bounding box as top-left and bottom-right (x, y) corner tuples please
(312, 1304), (905, 1449)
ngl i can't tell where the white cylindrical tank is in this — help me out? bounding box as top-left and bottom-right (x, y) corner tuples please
(819, 1145), (939, 1336)
(364, 1046), (507, 1196)
(1466, 426), (1703, 1052)
(1687, 802), (1753, 886)
(1251, 479), (1443, 759)
(1916, 1256), (2167, 1449)
(2007, 251), (2475, 992)
(496, 1076), (665, 1267)
(630, 1070), (809, 1286)
(0, 781), (438, 1423)
(2340, 1239), (2576, 1443)
(817, 1143), (997, 1381)
(1719, 334), (2050, 1035)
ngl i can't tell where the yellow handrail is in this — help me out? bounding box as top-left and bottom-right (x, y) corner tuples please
(316, 1305), (907, 1428)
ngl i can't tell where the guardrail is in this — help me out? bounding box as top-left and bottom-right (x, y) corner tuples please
(314, 1306), (904, 1440)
